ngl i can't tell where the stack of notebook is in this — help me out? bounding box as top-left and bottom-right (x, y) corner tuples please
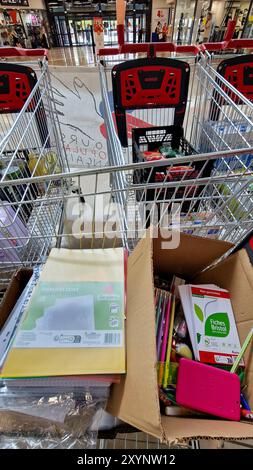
(0, 247), (126, 388)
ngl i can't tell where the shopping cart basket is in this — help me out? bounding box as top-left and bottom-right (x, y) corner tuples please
(192, 49), (253, 189)
(0, 48), (69, 296)
(98, 44), (253, 248)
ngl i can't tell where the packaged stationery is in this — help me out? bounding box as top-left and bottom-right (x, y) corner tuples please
(1, 247), (126, 378)
(178, 284), (242, 365)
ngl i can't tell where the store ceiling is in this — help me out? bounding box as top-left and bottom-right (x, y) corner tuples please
(47, 1), (149, 4)
(46, 0), (150, 12)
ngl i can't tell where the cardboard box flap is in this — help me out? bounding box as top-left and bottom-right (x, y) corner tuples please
(107, 233), (163, 439)
(153, 232), (232, 280)
(0, 268), (33, 330)
(161, 415), (253, 443)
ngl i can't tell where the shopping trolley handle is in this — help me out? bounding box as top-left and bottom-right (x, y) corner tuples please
(0, 47), (48, 58)
(200, 38), (253, 53)
(98, 43), (201, 57)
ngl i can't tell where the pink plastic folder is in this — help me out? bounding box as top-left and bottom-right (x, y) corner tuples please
(176, 358), (241, 421)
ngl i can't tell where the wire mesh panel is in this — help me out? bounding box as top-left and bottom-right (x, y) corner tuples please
(98, 56), (253, 251)
(3, 155), (250, 256)
(189, 59), (253, 155)
(0, 58), (69, 292)
(1, 55), (253, 290)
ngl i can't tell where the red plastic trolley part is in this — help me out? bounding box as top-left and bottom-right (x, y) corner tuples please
(0, 47), (48, 114)
(217, 54), (253, 102)
(0, 63), (38, 113)
(155, 172), (166, 182)
(0, 47), (48, 57)
(0, 61), (49, 146)
(99, 39), (253, 57)
(98, 42), (200, 58)
(209, 54), (253, 121)
(166, 165), (196, 180)
(99, 112), (152, 141)
(111, 58), (190, 147)
(224, 20), (237, 41)
(200, 19), (236, 52)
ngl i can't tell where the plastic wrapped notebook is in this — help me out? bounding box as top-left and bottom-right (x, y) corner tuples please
(0, 381), (110, 449)
(1, 247), (126, 378)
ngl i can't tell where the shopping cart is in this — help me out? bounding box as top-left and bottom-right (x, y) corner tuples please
(0, 48), (69, 297)
(98, 45), (253, 244)
(0, 45), (252, 298)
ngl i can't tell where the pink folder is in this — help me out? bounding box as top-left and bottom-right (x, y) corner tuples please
(176, 358), (241, 421)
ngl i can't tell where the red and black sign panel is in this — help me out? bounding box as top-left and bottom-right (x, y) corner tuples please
(0, 63), (49, 146)
(210, 54), (253, 120)
(112, 58), (190, 147)
(0, 63), (36, 113)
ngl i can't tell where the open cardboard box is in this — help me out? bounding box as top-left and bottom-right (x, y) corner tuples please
(0, 268), (33, 331)
(108, 229), (253, 444)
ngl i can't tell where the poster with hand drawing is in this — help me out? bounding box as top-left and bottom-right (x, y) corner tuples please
(49, 66), (156, 169)
(50, 67), (108, 169)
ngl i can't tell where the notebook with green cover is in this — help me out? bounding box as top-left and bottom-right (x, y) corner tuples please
(1, 247), (126, 378)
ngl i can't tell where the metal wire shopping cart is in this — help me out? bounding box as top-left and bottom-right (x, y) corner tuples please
(0, 48), (69, 297)
(0, 43), (253, 448)
(98, 46), (253, 247)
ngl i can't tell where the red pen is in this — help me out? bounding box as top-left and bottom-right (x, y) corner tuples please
(241, 408), (253, 420)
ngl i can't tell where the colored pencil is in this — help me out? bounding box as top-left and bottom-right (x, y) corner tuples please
(158, 294), (171, 386)
(163, 295), (176, 388)
(230, 328), (253, 374)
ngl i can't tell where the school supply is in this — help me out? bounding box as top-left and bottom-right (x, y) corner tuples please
(158, 293), (171, 385)
(230, 328), (253, 374)
(178, 284), (242, 366)
(240, 393), (251, 411)
(163, 296), (176, 389)
(4, 374), (121, 388)
(155, 278), (249, 423)
(141, 151), (164, 161)
(175, 342), (192, 360)
(1, 247), (126, 378)
(241, 409), (253, 420)
(170, 276), (185, 299)
(0, 273), (35, 368)
(165, 406), (205, 417)
(155, 289), (178, 388)
(159, 146), (183, 158)
(0, 204), (28, 263)
(176, 358), (241, 421)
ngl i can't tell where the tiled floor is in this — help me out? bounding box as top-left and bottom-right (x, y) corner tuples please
(47, 46), (97, 66)
(45, 46), (179, 67)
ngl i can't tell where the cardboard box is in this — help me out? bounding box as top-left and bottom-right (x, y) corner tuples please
(108, 230), (253, 443)
(0, 268), (33, 331)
